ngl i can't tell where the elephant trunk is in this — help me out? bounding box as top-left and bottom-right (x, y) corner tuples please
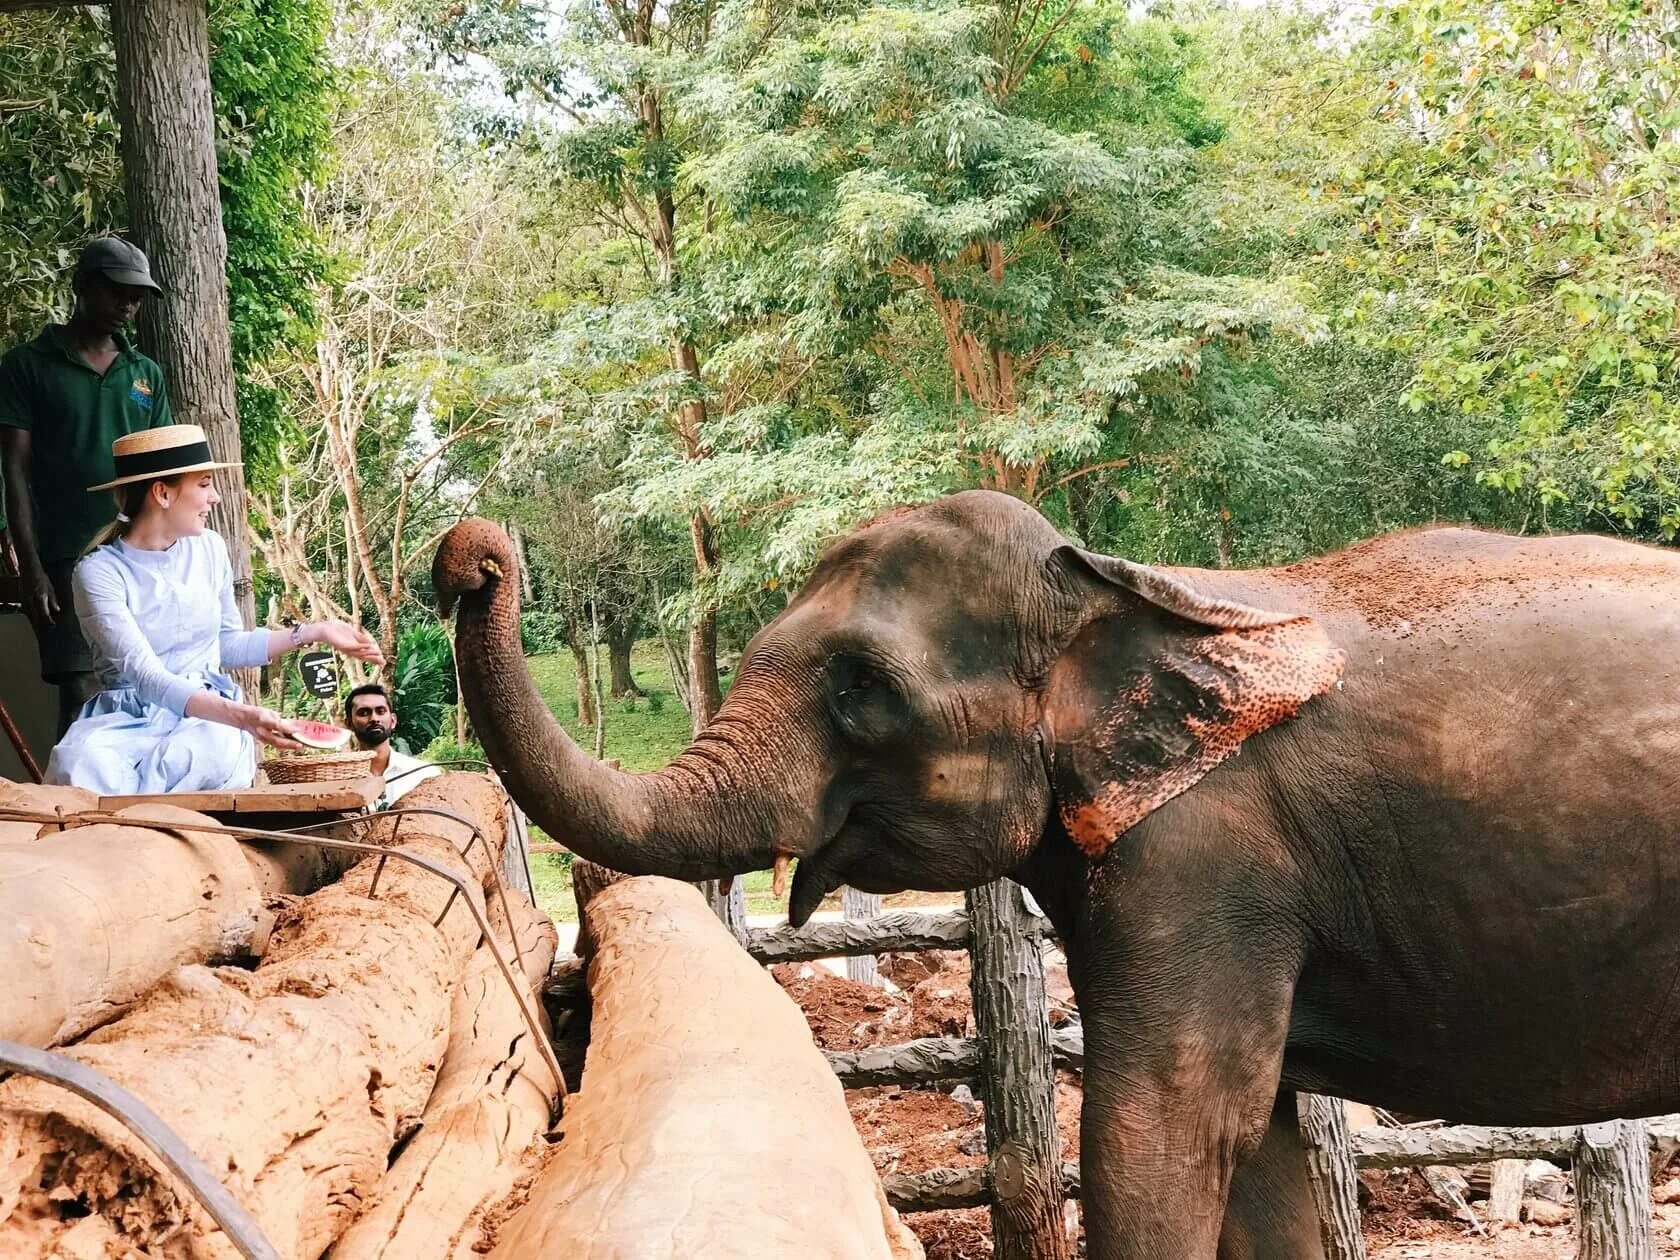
(433, 519), (797, 883)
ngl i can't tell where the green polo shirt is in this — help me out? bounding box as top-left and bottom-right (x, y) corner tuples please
(0, 327), (171, 562)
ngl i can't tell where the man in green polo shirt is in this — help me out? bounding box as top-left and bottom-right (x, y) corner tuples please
(0, 238), (172, 734)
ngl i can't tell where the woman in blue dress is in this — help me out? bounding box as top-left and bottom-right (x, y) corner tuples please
(46, 424), (384, 795)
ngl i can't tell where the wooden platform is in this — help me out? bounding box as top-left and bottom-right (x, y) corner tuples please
(99, 775), (384, 815)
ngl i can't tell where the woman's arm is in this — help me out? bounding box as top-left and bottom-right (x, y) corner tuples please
(256, 620), (384, 665)
(182, 688), (302, 749)
(212, 535), (383, 668)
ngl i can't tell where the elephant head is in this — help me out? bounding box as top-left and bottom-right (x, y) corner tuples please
(434, 490), (1343, 925)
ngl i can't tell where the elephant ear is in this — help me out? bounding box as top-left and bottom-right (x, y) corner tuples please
(1042, 545), (1344, 859)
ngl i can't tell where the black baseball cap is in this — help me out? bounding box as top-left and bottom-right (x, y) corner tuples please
(74, 238), (163, 294)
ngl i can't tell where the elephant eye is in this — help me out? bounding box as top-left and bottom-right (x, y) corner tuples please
(828, 654), (909, 742)
(838, 673), (874, 699)
(830, 654), (881, 702)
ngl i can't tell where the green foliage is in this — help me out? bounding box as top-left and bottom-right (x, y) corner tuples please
(0, 0), (333, 487)
(0, 11), (123, 347)
(520, 608), (571, 655)
(391, 621), (458, 752)
(1342, 0), (1680, 535)
(208, 0), (336, 482)
(419, 732), (487, 767)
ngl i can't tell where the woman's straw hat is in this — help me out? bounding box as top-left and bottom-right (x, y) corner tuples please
(88, 424), (242, 492)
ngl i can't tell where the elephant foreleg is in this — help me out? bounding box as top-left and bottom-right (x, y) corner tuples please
(1075, 890), (1302, 1259)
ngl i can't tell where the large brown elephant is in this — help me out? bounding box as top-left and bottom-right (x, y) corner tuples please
(436, 490), (1680, 1260)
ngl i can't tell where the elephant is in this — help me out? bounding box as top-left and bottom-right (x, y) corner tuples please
(436, 489), (1680, 1259)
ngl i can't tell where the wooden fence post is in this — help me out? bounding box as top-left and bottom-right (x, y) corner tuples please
(500, 802), (535, 901)
(1487, 1159), (1525, 1225)
(702, 878), (748, 944)
(966, 879), (1069, 1260)
(843, 887), (883, 986)
(1295, 1094), (1367, 1260)
(1576, 1119), (1655, 1260)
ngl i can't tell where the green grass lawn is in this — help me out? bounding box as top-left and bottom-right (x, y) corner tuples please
(525, 640), (695, 774)
(521, 642), (794, 921)
(515, 639), (952, 924)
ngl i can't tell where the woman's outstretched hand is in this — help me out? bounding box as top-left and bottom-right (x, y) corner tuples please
(313, 620), (384, 665)
(241, 705), (302, 751)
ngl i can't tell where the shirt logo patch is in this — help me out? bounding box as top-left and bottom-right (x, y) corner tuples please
(130, 379), (154, 409)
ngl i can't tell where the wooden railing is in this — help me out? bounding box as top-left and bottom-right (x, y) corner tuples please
(1298, 1099), (1679, 1260)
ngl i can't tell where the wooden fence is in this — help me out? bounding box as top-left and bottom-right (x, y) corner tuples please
(547, 889), (1677, 1259)
(1298, 1098), (1679, 1260)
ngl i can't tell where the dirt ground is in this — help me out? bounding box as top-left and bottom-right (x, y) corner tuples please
(772, 952), (1680, 1260)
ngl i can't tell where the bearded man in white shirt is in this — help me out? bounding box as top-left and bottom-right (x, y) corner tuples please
(345, 682), (439, 804)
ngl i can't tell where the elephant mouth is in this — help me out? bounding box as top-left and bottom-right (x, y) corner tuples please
(787, 815), (876, 928)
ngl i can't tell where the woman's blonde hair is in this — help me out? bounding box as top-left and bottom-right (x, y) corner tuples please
(81, 477), (179, 556)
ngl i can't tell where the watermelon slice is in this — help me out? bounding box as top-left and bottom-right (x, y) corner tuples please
(291, 719), (353, 751)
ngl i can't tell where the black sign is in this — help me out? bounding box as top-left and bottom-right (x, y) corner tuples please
(298, 650), (340, 699)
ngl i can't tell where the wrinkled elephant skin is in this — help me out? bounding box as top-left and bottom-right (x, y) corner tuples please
(436, 490), (1680, 1260)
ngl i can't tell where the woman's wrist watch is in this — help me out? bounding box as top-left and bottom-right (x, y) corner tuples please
(290, 623), (306, 648)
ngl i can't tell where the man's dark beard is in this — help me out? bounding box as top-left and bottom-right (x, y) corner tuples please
(356, 724), (392, 748)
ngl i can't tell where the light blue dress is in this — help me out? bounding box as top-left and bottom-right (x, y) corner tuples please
(45, 531), (270, 795)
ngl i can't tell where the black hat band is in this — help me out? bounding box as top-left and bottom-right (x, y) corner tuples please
(112, 440), (214, 480)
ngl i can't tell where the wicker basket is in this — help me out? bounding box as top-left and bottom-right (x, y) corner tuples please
(263, 749), (376, 784)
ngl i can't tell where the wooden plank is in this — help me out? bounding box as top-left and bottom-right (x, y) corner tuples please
(882, 1163), (1082, 1213)
(1296, 1093), (1368, 1260)
(1350, 1117), (1680, 1168)
(966, 878), (1069, 1260)
(501, 801), (535, 900)
(99, 776), (383, 815)
(843, 887), (883, 985)
(700, 877), (748, 943)
(823, 1026), (1085, 1089)
(1576, 1119), (1655, 1260)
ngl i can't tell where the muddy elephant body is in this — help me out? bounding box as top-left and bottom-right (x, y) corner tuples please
(437, 494), (1680, 1260)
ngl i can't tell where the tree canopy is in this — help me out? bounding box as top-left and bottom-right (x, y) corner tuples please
(4, 0), (1676, 752)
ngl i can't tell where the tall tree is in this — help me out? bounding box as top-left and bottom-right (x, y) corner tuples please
(688, 0), (1322, 512)
(449, 0), (734, 732)
(113, 0), (252, 623)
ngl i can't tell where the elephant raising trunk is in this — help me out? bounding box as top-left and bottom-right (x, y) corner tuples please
(433, 518), (819, 889)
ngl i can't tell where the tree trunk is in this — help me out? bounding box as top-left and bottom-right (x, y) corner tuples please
(0, 781), (96, 842)
(1576, 1119), (1655, 1260)
(687, 507), (723, 735)
(571, 858), (632, 962)
(328, 886), (560, 1260)
(567, 632), (596, 728)
(650, 576), (692, 715)
(0, 798), (350, 1048)
(0, 812), (262, 1049)
(591, 597), (607, 759)
(965, 879), (1069, 1260)
(1295, 1093), (1367, 1260)
(607, 626), (642, 699)
(0, 775), (509, 1260)
(487, 878), (922, 1259)
(111, 0), (255, 694)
